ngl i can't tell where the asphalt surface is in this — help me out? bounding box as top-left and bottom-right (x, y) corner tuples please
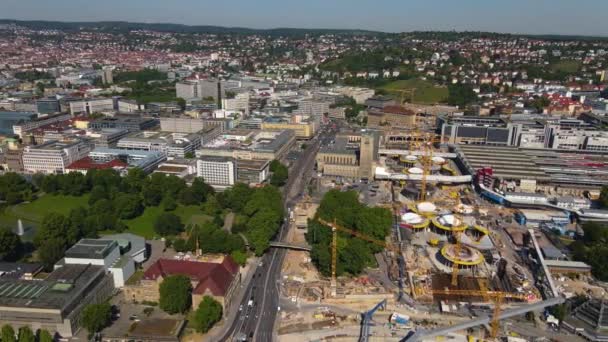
(219, 125), (337, 342)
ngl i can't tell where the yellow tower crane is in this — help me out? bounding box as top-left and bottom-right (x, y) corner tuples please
(318, 218), (402, 297)
(427, 289), (530, 338)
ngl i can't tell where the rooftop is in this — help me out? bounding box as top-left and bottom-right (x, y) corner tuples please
(143, 257), (238, 296)
(0, 264), (106, 312)
(65, 239), (118, 260)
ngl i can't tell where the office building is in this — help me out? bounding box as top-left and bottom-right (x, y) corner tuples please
(236, 159), (270, 185)
(88, 148), (166, 173)
(116, 131), (201, 158)
(197, 129), (295, 161)
(101, 67), (113, 85)
(0, 112), (36, 136)
(117, 99), (143, 113)
(197, 156), (236, 188)
(221, 92), (250, 116)
(68, 98), (114, 115)
(176, 78), (224, 101)
(61, 239), (135, 288)
(22, 139), (92, 174)
(0, 264), (114, 337)
(160, 117), (232, 133)
(153, 159), (198, 178)
(36, 98), (61, 114)
(261, 117), (316, 139)
(12, 113), (71, 138)
(293, 99), (331, 117)
(89, 116), (159, 132)
(87, 128), (130, 148)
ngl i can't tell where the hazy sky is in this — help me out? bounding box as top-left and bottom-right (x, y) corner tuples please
(1, 0), (607, 36)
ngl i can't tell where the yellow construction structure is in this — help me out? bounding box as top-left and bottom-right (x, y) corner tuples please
(427, 289), (530, 338)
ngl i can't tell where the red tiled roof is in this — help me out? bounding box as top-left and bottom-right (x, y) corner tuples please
(143, 257), (239, 297)
(66, 157), (128, 170)
(381, 105), (416, 116)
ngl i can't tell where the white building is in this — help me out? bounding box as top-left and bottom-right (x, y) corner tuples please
(22, 139), (92, 174)
(117, 99), (143, 113)
(221, 92), (250, 116)
(62, 239), (135, 288)
(197, 156), (236, 189)
(69, 98), (114, 115)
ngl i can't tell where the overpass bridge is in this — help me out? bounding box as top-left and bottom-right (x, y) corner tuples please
(379, 149), (458, 159)
(269, 242), (312, 251)
(375, 167), (472, 183)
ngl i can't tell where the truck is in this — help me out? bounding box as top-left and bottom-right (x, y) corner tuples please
(390, 313), (410, 325)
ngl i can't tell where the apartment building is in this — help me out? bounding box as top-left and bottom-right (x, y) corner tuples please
(22, 139), (92, 174)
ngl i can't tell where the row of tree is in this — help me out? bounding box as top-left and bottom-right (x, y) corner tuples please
(571, 222), (608, 281)
(0, 325), (54, 342)
(306, 190), (392, 276)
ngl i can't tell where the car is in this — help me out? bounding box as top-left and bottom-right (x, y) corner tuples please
(248, 300), (254, 306)
(239, 305), (243, 311)
(129, 315), (138, 321)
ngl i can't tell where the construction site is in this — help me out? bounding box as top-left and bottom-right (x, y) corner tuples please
(276, 124), (561, 342)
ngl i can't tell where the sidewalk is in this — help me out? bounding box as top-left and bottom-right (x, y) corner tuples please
(201, 257), (259, 342)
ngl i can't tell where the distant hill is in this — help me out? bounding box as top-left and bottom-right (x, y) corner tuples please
(0, 19), (379, 36)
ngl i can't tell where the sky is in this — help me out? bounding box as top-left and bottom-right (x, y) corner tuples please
(1, 0), (608, 36)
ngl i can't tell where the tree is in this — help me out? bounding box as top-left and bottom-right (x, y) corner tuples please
(81, 303), (112, 334)
(1, 325), (16, 342)
(192, 296), (223, 333)
(17, 326), (35, 342)
(0, 228), (22, 261)
(447, 83), (478, 108)
(114, 193), (144, 219)
(159, 275), (192, 314)
(184, 152), (195, 159)
(161, 195), (177, 211)
(600, 185), (608, 209)
(37, 239), (66, 270)
(270, 162), (288, 187)
(37, 330), (53, 342)
(230, 250), (247, 266)
(34, 213), (71, 248)
(154, 213), (184, 237)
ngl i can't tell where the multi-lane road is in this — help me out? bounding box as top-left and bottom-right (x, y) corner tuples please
(218, 124), (336, 342)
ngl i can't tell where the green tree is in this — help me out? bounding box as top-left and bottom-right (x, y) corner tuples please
(1, 325), (16, 342)
(0, 228), (22, 261)
(114, 193), (144, 219)
(81, 303), (112, 334)
(37, 330), (53, 342)
(37, 238), (66, 270)
(34, 213), (71, 248)
(447, 83), (478, 108)
(159, 275), (192, 314)
(161, 195), (177, 211)
(154, 213), (184, 237)
(192, 296), (223, 333)
(17, 326), (35, 342)
(230, 250), (247, 266)
(270, 163), (288, 187)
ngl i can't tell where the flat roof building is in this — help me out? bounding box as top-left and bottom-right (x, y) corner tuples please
(0, 264), (114, 337)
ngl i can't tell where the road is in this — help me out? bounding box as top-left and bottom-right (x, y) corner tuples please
(218, 124), (337, 342)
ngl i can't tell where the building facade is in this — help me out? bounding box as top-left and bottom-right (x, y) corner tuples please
(197, 157), (236, 188)
(22, 139), (92, 174)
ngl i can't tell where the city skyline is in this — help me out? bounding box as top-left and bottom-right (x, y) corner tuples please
(2, 0), (608, 36)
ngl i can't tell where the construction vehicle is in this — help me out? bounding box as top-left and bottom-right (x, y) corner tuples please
(425, 289), (529, 338)
(360, 299), (387, 342)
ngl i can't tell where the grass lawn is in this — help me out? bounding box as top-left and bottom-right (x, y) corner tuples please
(550, 60), (581, 73)
(121, 205), (212, 239)
(0, 194), (89, 228)
(380, 79), (448, 104)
